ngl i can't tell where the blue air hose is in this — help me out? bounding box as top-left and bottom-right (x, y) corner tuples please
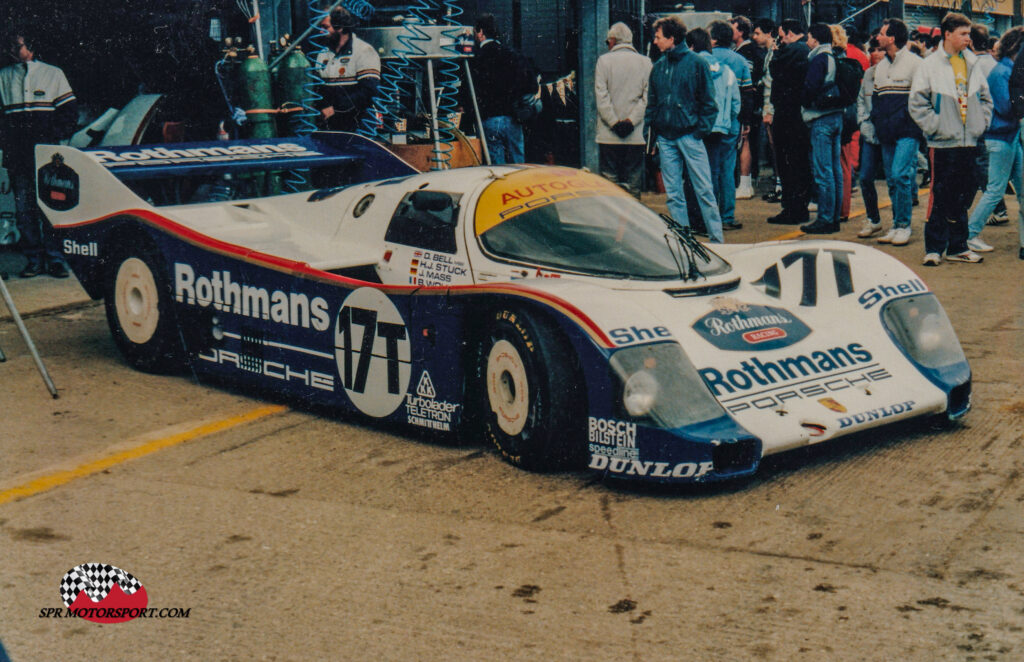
(364, 3), (434, 141)
(432, 0), (465, 169)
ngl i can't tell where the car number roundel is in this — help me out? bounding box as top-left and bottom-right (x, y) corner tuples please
(334, 288), (412, 417)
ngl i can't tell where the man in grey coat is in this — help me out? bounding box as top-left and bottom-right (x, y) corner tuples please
(595, 22), (652, 198)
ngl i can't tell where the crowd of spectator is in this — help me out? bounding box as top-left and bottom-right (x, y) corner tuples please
(595, 13), (1024, 264)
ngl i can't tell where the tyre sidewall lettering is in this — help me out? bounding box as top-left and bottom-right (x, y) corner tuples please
(483, 308), (546, 464)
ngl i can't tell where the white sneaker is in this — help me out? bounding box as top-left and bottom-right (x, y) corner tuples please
(890, 227), (912, 246)
(877, 229), (897, 244)
(946, 250), (984, 263)
(808, 201), (818, 211)
(966, 237), (994, 252)
(735, 184), (754, 200)
(857, 219), (882, 238)
(922, 252), (941, 266)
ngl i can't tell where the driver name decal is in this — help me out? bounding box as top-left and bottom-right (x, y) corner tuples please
(693, 298), (811, 351)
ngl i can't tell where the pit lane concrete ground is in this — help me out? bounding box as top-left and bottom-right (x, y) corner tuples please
(1, 187), (1022, 661)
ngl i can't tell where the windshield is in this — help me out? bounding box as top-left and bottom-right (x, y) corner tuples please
(475, 168), (732, 280)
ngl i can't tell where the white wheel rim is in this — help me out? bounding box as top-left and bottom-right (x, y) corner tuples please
(486, 339), (530, 437)
(115, 257), (160, 345)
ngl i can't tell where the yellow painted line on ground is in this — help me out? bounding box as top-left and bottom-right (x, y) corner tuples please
(0, 404), (287, 506)
(771, 230), (806, 241)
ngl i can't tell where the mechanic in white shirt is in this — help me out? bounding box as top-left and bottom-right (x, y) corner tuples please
(0, 32), (76, 278)
(315, 8), (381, 133)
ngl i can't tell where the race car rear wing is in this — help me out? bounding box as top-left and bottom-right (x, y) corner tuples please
(34, 132), (418, 223)
(76, 132), (416, 182)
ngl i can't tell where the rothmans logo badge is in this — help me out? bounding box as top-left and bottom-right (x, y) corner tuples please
(692, 300), (811, 352)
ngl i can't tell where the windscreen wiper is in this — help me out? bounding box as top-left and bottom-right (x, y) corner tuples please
(660, 214), (709, 281)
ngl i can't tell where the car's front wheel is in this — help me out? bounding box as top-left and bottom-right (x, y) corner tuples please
(473, 307), (583, 471)
(104, 250), (184, 372)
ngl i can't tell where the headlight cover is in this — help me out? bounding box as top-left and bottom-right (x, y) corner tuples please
(609, 342), (726, 429)
(880, 294), (966, 369)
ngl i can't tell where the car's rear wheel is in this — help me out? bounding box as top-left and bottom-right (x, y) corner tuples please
(104, 250), (184, 372)
(473, 307), (583, 471)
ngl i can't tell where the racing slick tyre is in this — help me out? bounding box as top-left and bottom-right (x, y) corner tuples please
(472, 307), (583, 471)
(104, 249), (184, 373)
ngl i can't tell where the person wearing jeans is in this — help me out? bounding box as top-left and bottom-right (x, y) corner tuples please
(483, 115), (524, 164)
(870, 19), (924, 246)
(800, 24), (844, 234)
(966, 28), (1024, 254)
(806, 112), (844, 231)
(658, 134), (724, 242)
(879, 138), (920, 235)
(645, 16), (724, 243)
(689, 27), (740, 234)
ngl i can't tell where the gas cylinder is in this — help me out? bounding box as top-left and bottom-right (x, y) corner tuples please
(239, 47), (276, 139)
(273, 38), (308, 136)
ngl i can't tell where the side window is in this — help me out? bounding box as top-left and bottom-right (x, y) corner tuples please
(384, 191), (461, 254)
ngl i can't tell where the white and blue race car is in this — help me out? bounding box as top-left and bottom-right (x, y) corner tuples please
(36, 133), (971, 483)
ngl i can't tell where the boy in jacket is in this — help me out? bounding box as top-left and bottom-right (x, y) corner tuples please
(645, 16), (723, 243)
(909, 12), (992, 265)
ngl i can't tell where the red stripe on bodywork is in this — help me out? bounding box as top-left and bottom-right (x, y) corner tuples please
(60, 208), (616, 348)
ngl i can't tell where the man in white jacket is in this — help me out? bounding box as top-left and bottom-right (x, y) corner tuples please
(909, 12), (992, 266)
(595, 22), (652, 198)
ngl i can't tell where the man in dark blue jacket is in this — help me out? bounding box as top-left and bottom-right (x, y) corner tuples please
(767, 20), (811, 225)
(645, 16), (723, 242)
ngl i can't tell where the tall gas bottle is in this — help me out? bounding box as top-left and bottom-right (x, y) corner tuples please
(239, 46), (276, 138)
(273, 36), (308, 136)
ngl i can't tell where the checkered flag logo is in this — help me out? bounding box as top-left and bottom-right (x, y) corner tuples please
(60, 563), (143, 607)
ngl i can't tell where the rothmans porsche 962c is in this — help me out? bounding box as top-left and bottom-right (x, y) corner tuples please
(35, 133), (971, 483)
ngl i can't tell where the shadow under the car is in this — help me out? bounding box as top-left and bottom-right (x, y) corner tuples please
(597, 416), (955, 498)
